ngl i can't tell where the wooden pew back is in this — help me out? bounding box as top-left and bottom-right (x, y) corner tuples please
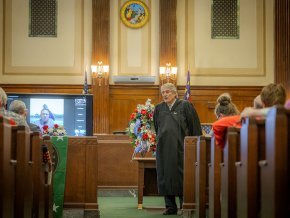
(236, 117), (265, 218)
(208, 136), (222, 218)
(0, 117), (16, 218)
(31, 131), (46, 218)
(14, 125), (33, 218)
(259, 107), (289, 217)
(220, 127), (240, 218)
(195, 136), (211, 218)
(183, 136), (198, 216)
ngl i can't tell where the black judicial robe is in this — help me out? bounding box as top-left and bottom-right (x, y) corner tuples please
(153, 99), (202, 195)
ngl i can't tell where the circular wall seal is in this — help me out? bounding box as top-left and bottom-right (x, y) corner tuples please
(120, 0), (149, 28)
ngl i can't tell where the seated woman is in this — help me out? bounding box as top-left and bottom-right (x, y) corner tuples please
(213, 83), (286, 148)
(211, 93), (241, 148)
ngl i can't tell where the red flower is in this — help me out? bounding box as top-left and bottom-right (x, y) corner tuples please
(141, 109), (147, 115)
(54, 124), (59, 128)
(8, 117), (16, 125)
(43, 125), (49, 130)
(142, 133), (148, 140)
(130, 113), (136, 120)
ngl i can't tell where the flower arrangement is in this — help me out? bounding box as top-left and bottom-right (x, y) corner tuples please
(42, 124), (67, 136)
(126, 99), (156, 157)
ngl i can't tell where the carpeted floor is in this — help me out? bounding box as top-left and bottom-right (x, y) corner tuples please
(63, 196), (182, 218)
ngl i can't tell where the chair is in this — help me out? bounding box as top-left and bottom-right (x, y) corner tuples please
(201, 123), (212, 135)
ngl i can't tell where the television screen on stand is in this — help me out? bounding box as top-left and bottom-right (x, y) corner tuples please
(6, 93), (93, 136)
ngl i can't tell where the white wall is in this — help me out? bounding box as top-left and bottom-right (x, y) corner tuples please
(0, 0), (274, 86)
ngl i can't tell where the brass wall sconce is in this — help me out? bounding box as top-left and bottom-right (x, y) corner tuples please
(159, 63), (177, 85)
(91, 61), (109, 86)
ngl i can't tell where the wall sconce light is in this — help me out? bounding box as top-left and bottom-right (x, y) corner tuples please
(159, 63), (177, 85)
(91, 61), (109, 86)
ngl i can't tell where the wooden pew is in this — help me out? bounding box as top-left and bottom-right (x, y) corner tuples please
(195, 136), (211, 218)
(183, 136), (198, 217)
(236, 117), (265, 218)
(0, 117), (16, 218)
(208, 136), (222, 218)
(14, 125), (34, 218)
(220, 127), (240, 218)
(31, 131), (46, 218)
(259, 106), (289, 217)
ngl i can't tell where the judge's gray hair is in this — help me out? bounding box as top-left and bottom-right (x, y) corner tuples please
(160, 83), (177, 94)
(9, 100), (27, 115)
(0, 87), (7, 106)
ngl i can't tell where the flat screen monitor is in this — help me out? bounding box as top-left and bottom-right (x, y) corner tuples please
(6, 93), (93, 136)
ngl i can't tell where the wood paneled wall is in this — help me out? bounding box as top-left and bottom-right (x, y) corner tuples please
(92, 0), (110, 66)
(108, 85), (261, 133)
(160, 0), (177, 66)
(1, 84), (262, 134)
(275, 0), (290, 97)
(109, 85), (160, 133)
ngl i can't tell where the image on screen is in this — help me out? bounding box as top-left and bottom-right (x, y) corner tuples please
(30, 99), (64, 130)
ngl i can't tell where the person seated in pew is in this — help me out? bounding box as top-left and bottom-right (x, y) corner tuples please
(9, 100), (41, 132)
(212, 84), (286, 148)
(285, 99), (290, 109)
(253, 94), (263, 109)
(211, 93), (241, 148)
(240, 83), (286, 119)
(214, 93), (240, 120)
(0, 87), (28, 127)
(0, 114), (17, 125)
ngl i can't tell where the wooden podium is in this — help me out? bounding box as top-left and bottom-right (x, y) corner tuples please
(133, 157), (157, 209)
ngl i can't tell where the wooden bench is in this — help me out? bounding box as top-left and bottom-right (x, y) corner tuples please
(183, 107), (290, 218)
(182, 136), (198, 217)
(0, 116), (16, 217)
(208, 136), (222, 218)
(14, 125), (34, 218)
(219, 127), (240, 218)
(259, 106), (290, 217)
(31, 131), (47, 218)
(1, 117), (54, 218)
(195, 136), (211, 218)
(236, 117), (265, 218)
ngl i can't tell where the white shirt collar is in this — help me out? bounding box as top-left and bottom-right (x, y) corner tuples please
(168, 98), (177, 110)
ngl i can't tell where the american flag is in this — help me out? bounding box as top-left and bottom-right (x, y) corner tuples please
(184, 70), (191, 101)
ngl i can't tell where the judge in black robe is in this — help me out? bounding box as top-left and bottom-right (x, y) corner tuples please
(153, 83), (202, 215)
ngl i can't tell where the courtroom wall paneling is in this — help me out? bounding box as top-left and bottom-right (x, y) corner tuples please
(109, 85), (160, 133)
(109, 85), (262, 132)
(1, 84), (262, 133)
